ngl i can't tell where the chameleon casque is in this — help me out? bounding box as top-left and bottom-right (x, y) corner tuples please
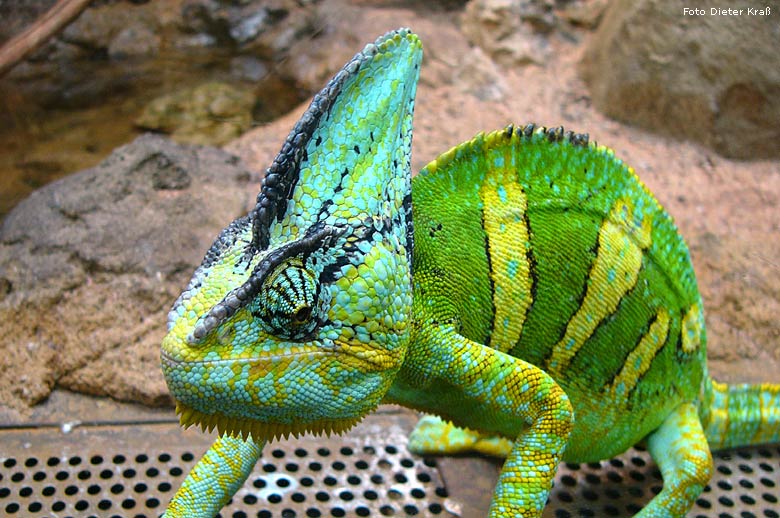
(160, 29), (780, 517)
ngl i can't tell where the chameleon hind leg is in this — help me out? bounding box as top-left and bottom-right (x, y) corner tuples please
(163, 434), (264, 518)
(408, 414), (514, 456)
(638, 403), (713, 518)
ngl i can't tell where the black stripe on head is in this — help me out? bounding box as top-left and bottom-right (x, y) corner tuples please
(252, 86), (345, 251)
(189, 223), (347, 344)
(251, 30), (409, 252)
(200, 216), (252, 270)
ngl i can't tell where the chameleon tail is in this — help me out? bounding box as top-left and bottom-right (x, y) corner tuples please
(699, 376), (780, 450)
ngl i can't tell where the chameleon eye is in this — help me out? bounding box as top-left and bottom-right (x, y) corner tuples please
(250, 260), (320, 340)
(292, 306), (312, 324)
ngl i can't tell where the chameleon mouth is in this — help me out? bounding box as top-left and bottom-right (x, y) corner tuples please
(175, 400), (364, 443)
(160, 337), (400, 371)
(160, 346), (329, 366)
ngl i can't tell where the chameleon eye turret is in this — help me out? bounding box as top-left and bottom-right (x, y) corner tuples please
(251, 258), (320, 340)
(185, 222), (347, 345)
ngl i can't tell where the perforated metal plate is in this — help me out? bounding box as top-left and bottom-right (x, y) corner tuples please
(544, 445), (780, 518)
(0, 419), (457, 518)
(0, 416), (778, 518)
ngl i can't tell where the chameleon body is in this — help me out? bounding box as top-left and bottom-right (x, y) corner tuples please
(160, 29), (780, 517)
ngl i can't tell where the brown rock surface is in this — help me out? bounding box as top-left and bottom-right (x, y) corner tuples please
(1, 0), (777, 420)
(0, 134), (257, 420)
(135, 82), (257, 146)
(460, 0), (555, 66)
(580, 0), (780, 159)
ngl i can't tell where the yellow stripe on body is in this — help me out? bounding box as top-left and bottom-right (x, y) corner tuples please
(479, 169), (533, 353)
(609, 308), (670, 397)
(681, 303), (705, 353)
(547, 198), (653, 376)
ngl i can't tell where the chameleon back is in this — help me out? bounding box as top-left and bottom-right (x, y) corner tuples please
(410, 125), (708, 461)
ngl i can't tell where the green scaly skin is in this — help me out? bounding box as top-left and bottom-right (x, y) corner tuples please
(160, 29), (780, 518)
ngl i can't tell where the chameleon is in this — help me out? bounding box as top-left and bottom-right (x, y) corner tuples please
(160, 28), (780, 517)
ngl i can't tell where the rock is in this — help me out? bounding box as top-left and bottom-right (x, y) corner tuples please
(229, 10), (272, 44)
(2, 0), (315, 112)
(460, 0), (554, 66)
(135, 82), (256, 146)
(230, 56), (270, 82)
(0, 134), (257, 416)
(3, 2), (166, 109)
(557, 0), (609, 29)
(580, 0), (780, 159)
(108, 23), (162, 59)
(453, 47), (507, 102)
(0, 0), (56, 43)
(61, 3), (159, 52)
(178, 0), (311, 52)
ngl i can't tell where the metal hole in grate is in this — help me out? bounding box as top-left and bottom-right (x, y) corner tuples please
(0, 421), (778, 518)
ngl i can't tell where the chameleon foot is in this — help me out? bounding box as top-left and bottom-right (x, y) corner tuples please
(409, 415), (513, 457)
(638, 403), (713, 518)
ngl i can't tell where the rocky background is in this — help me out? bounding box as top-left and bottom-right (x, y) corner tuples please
(0, 0), (778, 420)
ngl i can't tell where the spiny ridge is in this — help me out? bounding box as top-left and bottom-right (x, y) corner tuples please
(175, 402), (364, 443)
(503, 123), (589, 147)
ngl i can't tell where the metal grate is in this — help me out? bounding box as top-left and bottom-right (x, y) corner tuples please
(0, 421), (456, 518)
(219, 441), (453, 518)
(0, 420), (778, 518)
(544, 445), (780, 518)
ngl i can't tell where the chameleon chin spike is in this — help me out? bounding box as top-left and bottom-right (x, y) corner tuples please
(188, 223), (347, 344)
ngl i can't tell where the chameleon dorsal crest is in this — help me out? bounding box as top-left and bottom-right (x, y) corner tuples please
(161, 29), (423, 442)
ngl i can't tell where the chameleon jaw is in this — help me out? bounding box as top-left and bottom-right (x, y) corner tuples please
(161, 345), (390, 443)
(175, 400), (365, 443)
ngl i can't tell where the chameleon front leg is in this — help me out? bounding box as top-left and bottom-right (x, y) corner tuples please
(639, 403), (713, 518)
(388, 324), (574, 518)
(163, 434), (264, 518)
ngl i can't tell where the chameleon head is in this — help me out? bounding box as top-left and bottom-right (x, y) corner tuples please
(161, 29), (422, 442)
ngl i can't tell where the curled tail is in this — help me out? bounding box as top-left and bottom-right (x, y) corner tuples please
(699, 377), (780, 450)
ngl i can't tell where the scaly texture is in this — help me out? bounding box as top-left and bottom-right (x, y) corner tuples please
(161, 29), (780, 518)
